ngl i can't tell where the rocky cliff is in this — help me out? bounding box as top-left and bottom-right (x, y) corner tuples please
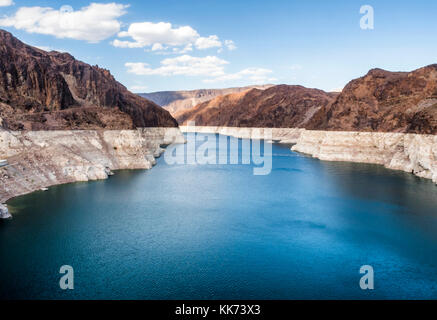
(177, 85), (337, 127)
(306, 65), (437, 134)
(0, 29), (178, 130)
(0, 127), (184, 204)
(139, 85), (274, 116)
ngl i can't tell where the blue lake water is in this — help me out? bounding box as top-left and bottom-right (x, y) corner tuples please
(1, 133), (437, 300)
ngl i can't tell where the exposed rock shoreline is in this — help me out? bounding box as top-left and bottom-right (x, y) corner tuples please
(180, 126), (437, 184)
(0, 203), (11, 219)
(0, 128), (184, 216)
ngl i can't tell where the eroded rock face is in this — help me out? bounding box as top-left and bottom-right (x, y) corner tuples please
(306, 65), (437, 134)
(291, 130), (437, 183)
(176, 85), (337, 128)
(0, 29), (178, 130)
(0, 128), (184, 203)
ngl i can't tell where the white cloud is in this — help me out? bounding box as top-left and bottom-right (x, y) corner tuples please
(204, 68), (276, 84)
(125, 55), (229, 77)
(195, 35), (222, 50)
(125, 54), (275, 85)
(129, 85), (149, 92)
(151, 43), (165, 51)
(113, 22), (199, 49)
(224, 40), (237, 51)
(0, 0), (14, 7)
(113, 21), (236, 53)
(0, 3), (128, 43)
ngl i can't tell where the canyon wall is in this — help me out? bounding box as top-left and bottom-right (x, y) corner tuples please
(180, 126), (437, 184)
(0, 128), (184, 205)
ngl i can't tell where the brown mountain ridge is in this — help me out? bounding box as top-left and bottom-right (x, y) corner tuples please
(0, 29), (177, 130)
(178, 65), (437, 134)
(176, 85), (338, 128)
(306, 65), (437, 134)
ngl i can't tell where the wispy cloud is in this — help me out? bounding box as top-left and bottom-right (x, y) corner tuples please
(125, 55), (229, 77)
(129, 85), (149, 92)
(224, 40), (237, 51)
(126, 55), (275, 85)
(204, 68), (276, 84)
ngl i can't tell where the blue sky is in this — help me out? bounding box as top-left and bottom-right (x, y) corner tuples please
(0, 0), (436, 92)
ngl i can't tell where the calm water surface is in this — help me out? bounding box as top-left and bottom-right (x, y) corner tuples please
(1, 134), (437, 299)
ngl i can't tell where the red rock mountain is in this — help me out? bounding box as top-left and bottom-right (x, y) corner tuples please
(176, 85), (337, 128)
(306, 65), (437, 134)
(0, 29), (177, 130)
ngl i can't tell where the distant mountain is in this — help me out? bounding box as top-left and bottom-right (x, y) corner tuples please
(138, 85), (274, 116)
(176, 85), (337, 128)
(0, 29), (177, 130)
(306, 65), (437, 134)
(177, 65), (437, 134)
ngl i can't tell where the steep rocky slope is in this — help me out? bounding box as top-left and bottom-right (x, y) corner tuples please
(306, 65), (437, 134)
(176, 85), (337, 127)
(139, 84), (273, 116)
(0, 29), (177, 130)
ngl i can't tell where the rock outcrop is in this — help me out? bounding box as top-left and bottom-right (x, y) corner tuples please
(291, 130), (437, 183)
(0, 203), (11, 219)
(0, 128), (184, 204)
(306, 65), (437, 134)
(0, 29), (178, 130)
(139, 85), (274, 116)
(177, 85), (337, 127)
